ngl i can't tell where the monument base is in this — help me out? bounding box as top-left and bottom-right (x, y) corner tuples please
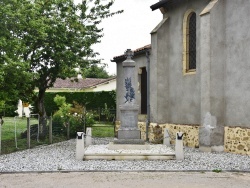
(115, 128), (144, 144)
(108, 142), (149, 149)
(199, 145), (224, 152)
(118, 128), (141, 139)
(113, 138), (145, 145)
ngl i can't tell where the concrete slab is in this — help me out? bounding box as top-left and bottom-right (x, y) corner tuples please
(84, 144), (175, 160)
(108, 142), (150, 150)
(113, 138), (145, 145)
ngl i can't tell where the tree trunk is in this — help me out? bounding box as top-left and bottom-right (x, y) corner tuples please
(37, 88), (47, 139)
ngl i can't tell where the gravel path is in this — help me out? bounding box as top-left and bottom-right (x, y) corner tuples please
(0, 138), (250, 172)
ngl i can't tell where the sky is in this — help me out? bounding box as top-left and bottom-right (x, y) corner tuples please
(74, 0), (162, 75)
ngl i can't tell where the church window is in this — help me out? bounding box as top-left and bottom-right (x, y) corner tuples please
(183, 10), (196, 74)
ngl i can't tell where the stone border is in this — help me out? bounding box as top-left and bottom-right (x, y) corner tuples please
(116, 121), (250, 156)
(116, 121), (199, 147)
(224, 126), (250, 155)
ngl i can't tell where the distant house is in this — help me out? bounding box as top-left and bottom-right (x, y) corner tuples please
(44, 77), (116, 92)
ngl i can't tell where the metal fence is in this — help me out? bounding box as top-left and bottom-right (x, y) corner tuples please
(0, 109), (116, 155)
(0, 115), (69, 155)
(87, 108), (116, 124)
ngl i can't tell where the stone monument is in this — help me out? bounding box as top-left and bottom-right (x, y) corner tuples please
(114, 49), (144, 144)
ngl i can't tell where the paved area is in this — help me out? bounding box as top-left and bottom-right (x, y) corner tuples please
(1, 171), (250, 188)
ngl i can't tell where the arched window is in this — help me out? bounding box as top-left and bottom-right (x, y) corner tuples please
(183, 10), (196, 74)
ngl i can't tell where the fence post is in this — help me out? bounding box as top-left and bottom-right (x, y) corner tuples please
(27, 117), (30, 149)
(37, 114), (40, 142)
(49, 116), (52, 144)
(0, 120), (2, 155)
(175, 132), (184, 160)
(98, 107), (101, 123)
(67, 121), (70, 140)
(76, 132), (84, 160)
(83, 107), (86, 133)
(86, 127), (92, 146)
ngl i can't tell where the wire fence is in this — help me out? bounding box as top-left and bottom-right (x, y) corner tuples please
(0, 111), (176, 155)
(0, 112), (116, 155)
(0, 115), (67, 155)
(88, 108), (116, 124)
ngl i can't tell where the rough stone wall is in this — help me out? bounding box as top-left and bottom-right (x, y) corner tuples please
(115, 122), (199, 147)
(224, 127), (250, 155)
(115, 121), (120, 138)
(137, 122), (147, 140)
(160, 124), (199, 148)
(115, 122), (250, 155)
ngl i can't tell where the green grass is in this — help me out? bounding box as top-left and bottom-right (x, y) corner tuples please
(212, 169), (222, 173)
(1, 117), (28, 140)
(91, 126), (114, 137)
(0, 117), (67, 154)
(0, 118), (115, 154)
(1, 136), (67, 154)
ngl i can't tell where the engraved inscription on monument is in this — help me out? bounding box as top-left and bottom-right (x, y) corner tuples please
(121, 112), (135, 128)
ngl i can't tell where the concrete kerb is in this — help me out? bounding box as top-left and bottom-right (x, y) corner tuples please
(1, 170), (250, 174)
(76, 128), (177, 161)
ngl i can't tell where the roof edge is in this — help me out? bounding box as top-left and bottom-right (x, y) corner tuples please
(150, 0), (168, 11)
(200, 0), (219, 16)
(111, 45), (151, 62)
(151, 17), (168, 34)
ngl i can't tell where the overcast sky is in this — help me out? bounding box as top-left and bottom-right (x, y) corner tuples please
(74, 0), (162, 75)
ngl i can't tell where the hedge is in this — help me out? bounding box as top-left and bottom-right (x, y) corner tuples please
(1, 91), (116, 117)
(44, 91), (116, 115)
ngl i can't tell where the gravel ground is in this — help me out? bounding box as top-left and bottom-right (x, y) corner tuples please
(0, 138), (250, 172)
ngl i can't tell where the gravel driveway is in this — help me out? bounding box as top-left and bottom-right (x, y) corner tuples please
(0, 138), (250, 172)
(1, 138), (250, 187)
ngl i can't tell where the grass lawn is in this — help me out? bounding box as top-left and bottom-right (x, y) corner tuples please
(91, 122), (115, 137)
(0, 118), (115, 154)
(0, 117), (66, 154)
(92, 126), (114, 137)
(1, 117), (30, 140)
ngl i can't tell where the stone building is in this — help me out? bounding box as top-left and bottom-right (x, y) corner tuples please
(112, 0), (250, 154)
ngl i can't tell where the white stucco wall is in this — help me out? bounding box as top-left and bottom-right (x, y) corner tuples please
(83, 79), (116, 92)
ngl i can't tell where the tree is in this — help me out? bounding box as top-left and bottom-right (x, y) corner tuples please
(0, 62), (35, 115)
(82, 64), (110, 78)
(0, 0), (35, 113)
(0, 0), (122, 137)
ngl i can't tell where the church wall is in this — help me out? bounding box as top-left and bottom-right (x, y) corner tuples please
(205, 0), (227, 146)
(150, 31), (159, 123)
(223, 1), (250, 128)
(155, 16), (170, 123)
(153, 0), (211, 124)
(209, 0), (250, 129)
(199, 0), (250, 147)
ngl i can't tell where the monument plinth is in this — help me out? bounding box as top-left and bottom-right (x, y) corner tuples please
(114, 49), (144, 145)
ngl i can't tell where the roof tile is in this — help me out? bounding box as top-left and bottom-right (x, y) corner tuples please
(53, 77), (115, 89)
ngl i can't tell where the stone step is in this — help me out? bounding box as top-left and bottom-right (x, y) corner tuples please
(83, 144), (175, 160)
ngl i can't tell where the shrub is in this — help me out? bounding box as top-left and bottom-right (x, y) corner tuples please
(52, 96), (95, 138)
(44, 91), (116, 115)
(52, 112), (67, 135)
